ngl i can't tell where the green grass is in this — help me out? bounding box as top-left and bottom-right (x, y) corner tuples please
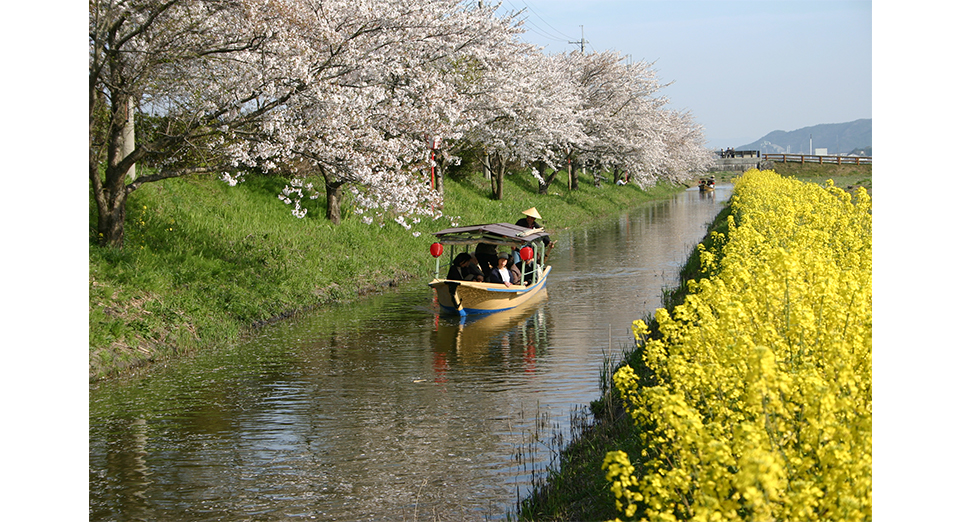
(89, 169), (689, 380)
(765, 161), (872, 194)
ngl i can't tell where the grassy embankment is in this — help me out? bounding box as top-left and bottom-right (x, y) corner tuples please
(90, 169), (688, 381)
(764, 160), (872, 194)
(515, 162), (872, 521)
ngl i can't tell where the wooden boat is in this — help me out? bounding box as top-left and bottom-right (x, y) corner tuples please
(428, 223), (553, 316)
(698, 177), (716, 191)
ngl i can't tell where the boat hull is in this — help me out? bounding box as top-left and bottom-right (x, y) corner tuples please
(429, 266), (551, 316)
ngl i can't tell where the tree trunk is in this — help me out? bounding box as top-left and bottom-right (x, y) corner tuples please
(92, 176), (129, 248)
(319, 166), (344, 224)
(484, 151), (505, 200)
(481, 152), (492, 180)
(539, 169), (559, 195)
(570, 160), (580, 191)
(92, 91), (137, 248)
(92, 163), (131, 248)
(434, 150), (446, 198)
(493, 152), (505, 200)
(435, 164), (445, 202)
(534, 160), (549, 195)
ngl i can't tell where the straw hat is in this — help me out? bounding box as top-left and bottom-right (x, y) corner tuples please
(521, 207), (542, 219)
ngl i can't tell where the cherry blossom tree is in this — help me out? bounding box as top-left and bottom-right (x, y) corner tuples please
(90, 0), (711, 249)
(549, 49), (716, 189)
(247, 1), (523, 224)
(90, 0), (522, 245)
(453, 45), (582, 199)
(563, 51), (666, 186)
(656, 109), (717, 180)
(90, 0), (312, 247)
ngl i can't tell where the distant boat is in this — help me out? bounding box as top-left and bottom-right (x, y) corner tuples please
(698, 177), (716, 192)
(427, 223), (553, 316)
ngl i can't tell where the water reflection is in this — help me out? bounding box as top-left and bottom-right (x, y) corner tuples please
(433, 290), (549, 368)
(90, 184), (732, 521)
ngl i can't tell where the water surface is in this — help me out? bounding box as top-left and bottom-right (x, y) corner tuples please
(90, 185), (732, 521)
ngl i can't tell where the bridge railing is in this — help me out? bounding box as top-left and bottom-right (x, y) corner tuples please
(763, 153), (872, 165)
(716, 150), (761, 158)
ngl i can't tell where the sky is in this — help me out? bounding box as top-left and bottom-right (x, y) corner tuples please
(496, 0), (872, 149)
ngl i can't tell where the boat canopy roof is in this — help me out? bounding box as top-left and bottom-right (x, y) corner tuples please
(433, 223), (550, 246)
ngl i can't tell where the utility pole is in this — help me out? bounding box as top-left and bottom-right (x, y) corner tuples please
(569, 25), (587, 53)
(123, 97), (136, 181)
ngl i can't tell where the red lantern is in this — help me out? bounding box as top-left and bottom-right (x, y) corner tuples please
(519, 246), (534, 262)
(430, 242), (444, 258)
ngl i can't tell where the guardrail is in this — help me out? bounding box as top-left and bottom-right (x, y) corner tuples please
(763, 153), (872, 165)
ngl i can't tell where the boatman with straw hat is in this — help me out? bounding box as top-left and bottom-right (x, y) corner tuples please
(516, 207), (553, 244)
(516, 207), (543, 230)
(514, 207), (554, 264)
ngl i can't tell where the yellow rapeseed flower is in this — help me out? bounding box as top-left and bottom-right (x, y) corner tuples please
(605, 169), (871, 521)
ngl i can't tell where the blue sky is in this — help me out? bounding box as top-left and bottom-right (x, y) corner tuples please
(497, 0), (872, 149)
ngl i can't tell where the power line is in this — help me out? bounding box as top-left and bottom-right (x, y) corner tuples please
(524, 23), (569, 43)
(518, 0), (577, 41)
(503, 0), (576, 43)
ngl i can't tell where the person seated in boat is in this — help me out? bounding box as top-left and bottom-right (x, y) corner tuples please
(464, 253), (484, 282)
(509, 256), (523, 286)
(446, 252), (474, 281)
(520, 256), (536, 285)
(474, 242), (499, 278)
(488, 253), (520, 287)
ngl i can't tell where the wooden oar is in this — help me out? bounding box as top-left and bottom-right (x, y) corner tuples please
(543, 240), (556, 263)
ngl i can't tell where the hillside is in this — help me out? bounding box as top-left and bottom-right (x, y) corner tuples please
(738, 118), (871, 155)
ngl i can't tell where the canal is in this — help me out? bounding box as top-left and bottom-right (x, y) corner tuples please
(89, 184), (732, 521)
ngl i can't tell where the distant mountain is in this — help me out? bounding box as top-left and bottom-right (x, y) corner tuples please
(737, 119), (871, 155)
